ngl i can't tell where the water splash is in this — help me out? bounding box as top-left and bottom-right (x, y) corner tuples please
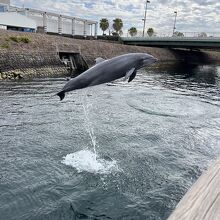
(82, 97), (98, 157)
(62, 150), (119, 174)
(62, 89), (120, 174)
(77, 89), (99, 156)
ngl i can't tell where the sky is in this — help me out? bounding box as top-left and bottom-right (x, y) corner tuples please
(11, 0), (220, 36)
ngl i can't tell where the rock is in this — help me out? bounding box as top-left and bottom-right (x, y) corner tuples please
(1, 73), (6, 79)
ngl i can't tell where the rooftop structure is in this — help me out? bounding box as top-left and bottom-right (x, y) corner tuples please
(0, 12), (36, 32)
(0, 0), (10, 12)
(0, 0), (98, 37)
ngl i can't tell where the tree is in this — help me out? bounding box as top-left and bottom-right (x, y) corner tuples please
(147, 28), (154, 37)
(198, 32), (207, 38)
(173, 31), (184, 37)
(128, 27), (137, 37)
(119, 30), (123, 36)
(112, 32), (119, 36)
(112, 18), (123, 34)
(99, 18), (109, 35)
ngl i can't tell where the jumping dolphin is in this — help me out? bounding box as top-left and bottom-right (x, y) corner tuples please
(57, 53), (157, 100)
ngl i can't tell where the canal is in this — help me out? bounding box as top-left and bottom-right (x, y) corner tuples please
(0, 62), (219, 220)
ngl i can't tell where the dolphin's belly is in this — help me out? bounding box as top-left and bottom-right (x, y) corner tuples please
(88, 61), (133, 86)
(88, 69), (124, 86)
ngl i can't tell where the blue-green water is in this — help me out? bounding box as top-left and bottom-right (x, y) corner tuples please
(0, 63), (220, 220)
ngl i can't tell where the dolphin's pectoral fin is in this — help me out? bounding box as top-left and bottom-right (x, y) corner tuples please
(95, 57), (105, 64)
(57, 91), (65, 101)
(124, 68), (136, 81)
(128, 70), (137, 82)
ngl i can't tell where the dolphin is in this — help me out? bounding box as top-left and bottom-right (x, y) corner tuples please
(57, 53), (157, 100)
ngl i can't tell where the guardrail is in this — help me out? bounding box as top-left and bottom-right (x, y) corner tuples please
(121, 36), (220, 49)
(125, 31), (220, 38)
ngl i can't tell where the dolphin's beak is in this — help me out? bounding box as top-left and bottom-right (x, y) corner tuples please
(150, 56), (158, 63)
(143, 56), (158, 65)
(153, 57), (158, 62)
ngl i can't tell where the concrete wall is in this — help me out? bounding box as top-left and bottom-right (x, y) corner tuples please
(0, 12), (36, 29)
(0, 29), (219, 80)
(0, 49), (68, 79)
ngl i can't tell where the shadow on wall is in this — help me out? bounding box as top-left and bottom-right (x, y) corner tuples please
(151, 61), (220, 85)
(169, 49), (213, 64)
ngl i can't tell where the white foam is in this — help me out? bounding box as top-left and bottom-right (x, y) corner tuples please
(62, 150), (120, 174)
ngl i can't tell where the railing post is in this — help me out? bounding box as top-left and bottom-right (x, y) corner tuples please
(58, 15), (62, 35)
(43, 12), (47, 33)
(25, 8), (29, 16)
(83, 20), (87, 37)
(72, 18), (75, 36)
(90, 24), (92, 36)
(94, 22), (98, 39)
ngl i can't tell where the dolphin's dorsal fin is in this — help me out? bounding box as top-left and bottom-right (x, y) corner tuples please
(124, 68), (136, 82)
(95, 57), (105, 64)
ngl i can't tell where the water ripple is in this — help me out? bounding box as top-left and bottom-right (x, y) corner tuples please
(0, 64), (220, 220)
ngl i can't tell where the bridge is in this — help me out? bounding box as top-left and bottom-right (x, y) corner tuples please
(121, 37), (220, 49)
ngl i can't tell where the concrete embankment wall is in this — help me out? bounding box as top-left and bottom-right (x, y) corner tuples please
(0, 50), (68, 79)
(0, 29), (219, 79)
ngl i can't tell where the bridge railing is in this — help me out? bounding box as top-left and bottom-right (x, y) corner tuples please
(125, 31), (220, 38)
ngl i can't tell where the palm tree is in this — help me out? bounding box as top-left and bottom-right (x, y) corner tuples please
(147, 28), (154, 37)
(128, 27), (137, 37)
(112, 18), (123, 34)
(173, 31), (184, 37)
(119, 30), (123, 36)
(99, 18), (109, 35)
(198, 32), (207, 38)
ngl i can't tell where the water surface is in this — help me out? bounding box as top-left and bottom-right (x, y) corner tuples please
(0, 63), (220, 220)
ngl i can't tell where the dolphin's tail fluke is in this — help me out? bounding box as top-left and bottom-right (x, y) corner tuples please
(57, 91), (65, 101)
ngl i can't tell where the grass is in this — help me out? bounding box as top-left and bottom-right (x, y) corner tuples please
(1, 42), (10, 49)
(9, 36), (31, 43)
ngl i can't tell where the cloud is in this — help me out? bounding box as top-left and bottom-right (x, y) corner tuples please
(11, 0), (220, 35)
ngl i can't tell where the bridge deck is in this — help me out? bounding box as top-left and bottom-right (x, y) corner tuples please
(121, 37), (220, 49)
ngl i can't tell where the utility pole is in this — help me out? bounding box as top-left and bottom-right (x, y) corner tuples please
(172, 11), (177, 36)
(142, 0), (150, 37)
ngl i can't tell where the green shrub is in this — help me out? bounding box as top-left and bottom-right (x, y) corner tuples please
(9, 36), (31, 43)
(9, 36), (20, 42)
(1, 42), (10, 49)
(97, 35), (120, 41)
(20, 36), (31, 43)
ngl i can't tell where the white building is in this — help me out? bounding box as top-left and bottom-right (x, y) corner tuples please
(0, 0), (9, 12)
(0, 0), (98, 37)
(0, 12), (36, 32)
